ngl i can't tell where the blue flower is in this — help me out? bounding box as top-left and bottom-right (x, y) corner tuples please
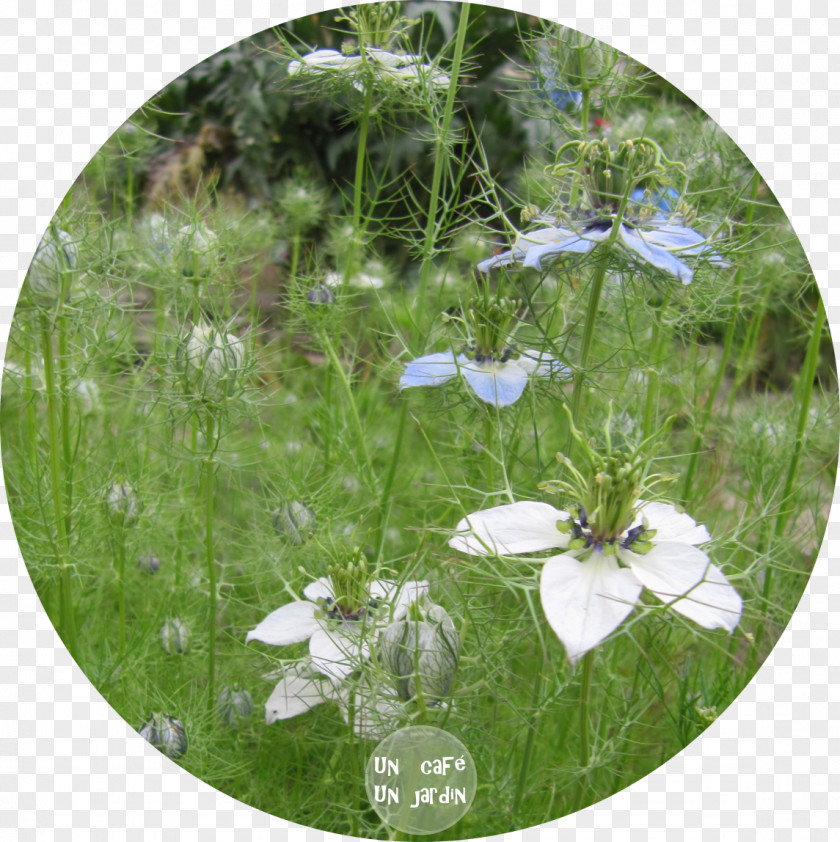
(399, 349), (570, 408)
(478, 190), (728, 285)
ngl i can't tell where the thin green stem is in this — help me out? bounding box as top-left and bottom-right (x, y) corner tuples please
(578, 650), (593, 769)
(682, 172), (760, 498)
(40, 315), (76, 657)
(205, 412), (218, 710)
(642, 292), (672, 442)
(321, 334), (375, 489)
(375, 399), (408, 560)
(117, 534), (126, 655)
(757, 297), (825, 647)
(569, 255), (608, 428)
(346, 84), (374, 289)
(514, 662), (545, 815)
(417, 2), (470, 300)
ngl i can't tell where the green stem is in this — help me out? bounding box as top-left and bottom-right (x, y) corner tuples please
(483, 412), (495, 487)
(40, 315), (76, 657)
(289, 231), (301, 288)
(205, 412), (218, 710)
(346, 84), (374, 290)
(117, 534), (126, 655)
(578, 650), (593, 769)
(514, 663), (545, 815)
(758, 297), (825, 645)
(569, 255), (609, 428)
(682, 172), (761, 498)
(375, 399), (408, 560)
(57, 311), (73, 538)
(321, 334), (375, 489)
(642, 292), (672, 442)
(417, 2), (470, 300)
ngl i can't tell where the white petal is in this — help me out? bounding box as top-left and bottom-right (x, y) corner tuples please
(399, 351), (458, 389)
(449, 501), (570, 556)
(309, 624), (369, 684)
(623, 543), (742, 632)
(303, 577), (334, 602)
(338, 680), (404, 740)
(246, 600), (319, 645)
(540, 551), (643, 663)
(619, 225), (693, 284)
(461, 360), (528, 407)
(264, 663), (336, 723)
(516, 349), (572, 380)
(630, 501), (711, 545)
(387, 580), (431, 619)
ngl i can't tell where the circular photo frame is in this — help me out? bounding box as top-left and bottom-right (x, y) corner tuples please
(3, 3), (836, 839)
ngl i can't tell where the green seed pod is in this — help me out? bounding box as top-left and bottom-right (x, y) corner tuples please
(177, 223), (218, 278)
(217, 685), (254, 728)
(139, 713), (187, 760)
(27, 228), (78, 306)
(160, 618), (190, 655)
(104, 482), (140, 527)
(177, 322), (247, 404)
(378, 602), (460, 703)
(272, 501), (317, 545)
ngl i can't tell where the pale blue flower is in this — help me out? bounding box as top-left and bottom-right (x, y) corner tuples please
(400, 349), (570, 408)
(478, 189), (728, 284)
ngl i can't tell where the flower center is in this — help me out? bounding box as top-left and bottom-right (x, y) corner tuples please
(465, 296), (521, 359)
(325, 550), (376, 620)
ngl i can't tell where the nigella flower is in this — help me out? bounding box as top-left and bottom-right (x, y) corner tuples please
(478, 139), (729, 284)
(246, 568), (428, 723)
(450, 499), (742, 663)
(477, 206), (728, 284)
(288, 48), (449, 91)
(399, 296), (570, 408)
(400, 348), (569, 408)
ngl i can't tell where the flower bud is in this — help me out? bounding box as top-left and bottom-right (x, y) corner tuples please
(378, 602), (460, 703)
(139, 713), (187, 759)
(307, 283), (334, 305)
(272, 501), (317, 545)
(217, 685), (254, 728)
(177, 223), (218, 278)
(104, 481), (140, 527)
(137, 554), (161, 574)
(177, 322), (247, 404)
(27, 228), (78, 306)
(160, 618), (191, 655)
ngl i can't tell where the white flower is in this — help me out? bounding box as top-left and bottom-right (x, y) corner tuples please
(247, 576), (428, 722)
(288, 47), (449, 91)
(400, 349), (570, 407)
(449, 500), (741, 663)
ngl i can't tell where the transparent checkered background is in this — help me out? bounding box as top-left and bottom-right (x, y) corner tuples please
(1, 1), (838, 839)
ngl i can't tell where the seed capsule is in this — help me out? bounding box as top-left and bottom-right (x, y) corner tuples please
(378, 602), (460, 703)
(160, 618), (190, 655)
(217, 685), (254, 728)
(177, 322), (247, 404)
(272, 501), (317, 545)
(104, 482), (140, 527)
(138, 713), (187, 759)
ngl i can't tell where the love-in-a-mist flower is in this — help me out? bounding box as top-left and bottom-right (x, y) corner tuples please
(449, 431), (742, 663)
(246, 550), (428, 723)
(288, 47), (449, 92)
(400, 297), (570, 407)
(478, 139), (728, 284)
